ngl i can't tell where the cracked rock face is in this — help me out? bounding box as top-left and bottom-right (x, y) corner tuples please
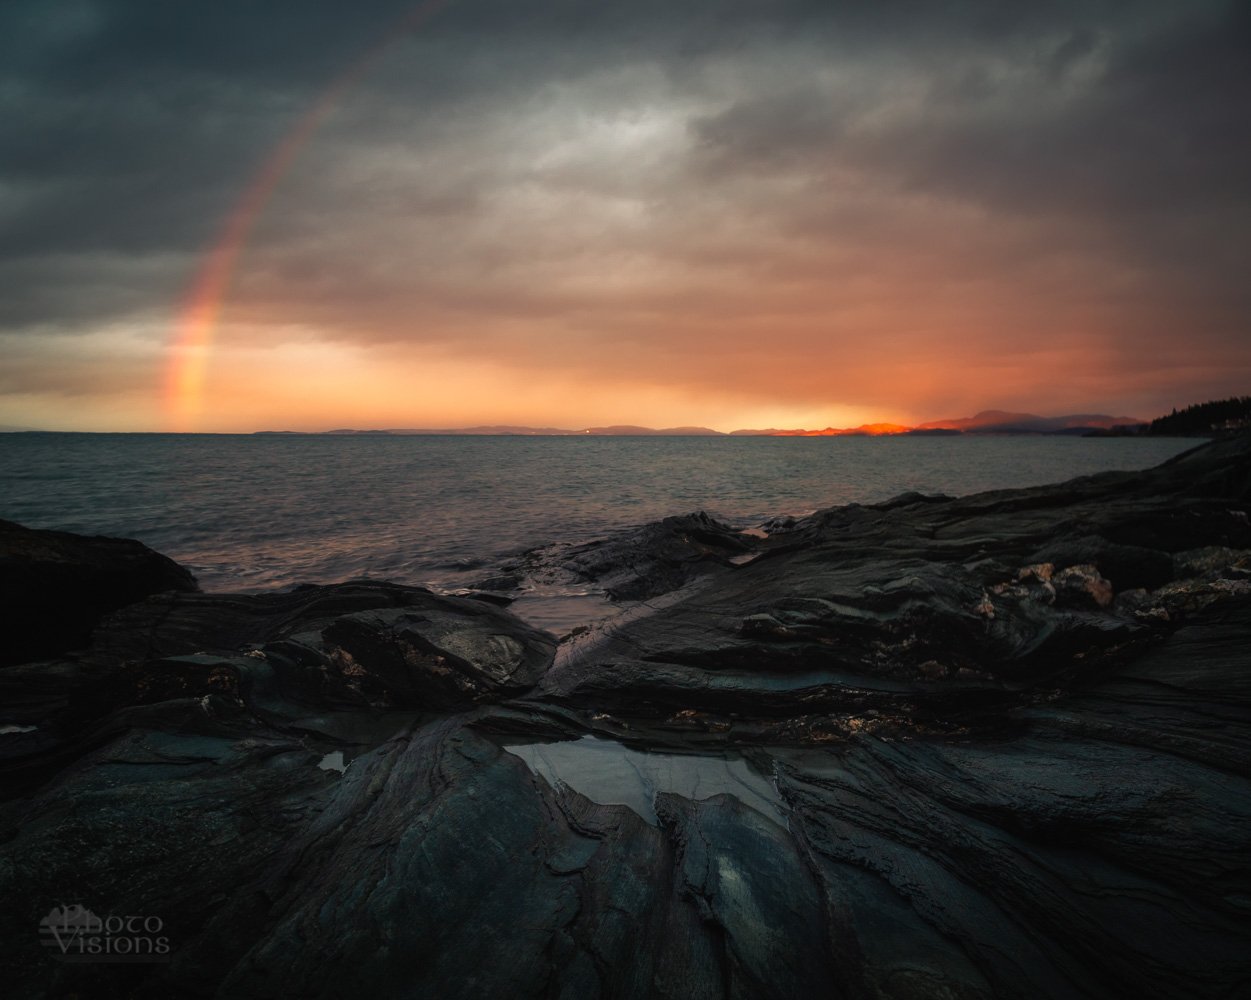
(2, 436), (1250, 999)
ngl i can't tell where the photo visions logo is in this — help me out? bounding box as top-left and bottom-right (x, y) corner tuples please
(39, 904), (172, 963)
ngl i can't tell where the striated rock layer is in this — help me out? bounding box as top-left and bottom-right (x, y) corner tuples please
(1, 437), (1250, 999)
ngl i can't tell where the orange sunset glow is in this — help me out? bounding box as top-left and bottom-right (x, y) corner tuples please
(1, 1), (1248, 432)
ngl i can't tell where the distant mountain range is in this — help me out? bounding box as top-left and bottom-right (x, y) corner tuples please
(914, 410), (1143, 434)
(316, 424), (724, 436)
(729, 423), (915, 437)
(264, 410), (1145, 437)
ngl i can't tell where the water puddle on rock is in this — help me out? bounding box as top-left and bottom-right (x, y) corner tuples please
(437, 582), (619, 638)
(504, 736), (787, 827)
(317, 751), (348, 773)
(506, 586), (617, 637)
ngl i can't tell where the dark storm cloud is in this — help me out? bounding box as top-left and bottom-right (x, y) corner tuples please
(685, 0), (1250, 340)
(0, 0), (1246, 422)
(0, 0), (428, 320)
(689, 1), (1250, 212)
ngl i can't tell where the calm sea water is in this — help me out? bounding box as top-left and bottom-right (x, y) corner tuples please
(0, 434), (1194, 596)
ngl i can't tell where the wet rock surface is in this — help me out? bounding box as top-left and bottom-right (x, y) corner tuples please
(2, 437), (1251, 998)
(478, 510), (756, 602)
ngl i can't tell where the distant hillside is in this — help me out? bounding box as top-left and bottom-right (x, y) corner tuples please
(311, 425), (724, 436)
(729, 423), (911, 437)
(257, 409), (1175, 438)
(579, 426), (721, 436)
(916, 410), (1143, 434)
(322, 426), (578, 436)
(730, 413), (1141, 436)
(1149, 397), (1251, 436)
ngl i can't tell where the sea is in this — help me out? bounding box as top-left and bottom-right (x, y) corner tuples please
(0, 433), (1195, 629)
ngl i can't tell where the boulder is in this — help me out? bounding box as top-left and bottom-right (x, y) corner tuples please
(0, 519), (197, 667)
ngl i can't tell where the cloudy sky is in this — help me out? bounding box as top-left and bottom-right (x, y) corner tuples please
(1, 0), (1247, 431)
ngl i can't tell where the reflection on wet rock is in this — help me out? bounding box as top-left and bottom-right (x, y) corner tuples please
(505, 736), (787, 827)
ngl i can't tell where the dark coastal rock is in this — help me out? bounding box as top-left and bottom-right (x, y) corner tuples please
(2, 435), (1251, 999)
(0, 519), (197, 667)
(485, 510), (756, 602)
(0, 583), (555, 800)
(0, 720), (828, 1000)
(320, 604), (555, 708)
(1025, 535), (1174, 591)
(542, 438), (1251, 714)
(92, 581), (556, 706)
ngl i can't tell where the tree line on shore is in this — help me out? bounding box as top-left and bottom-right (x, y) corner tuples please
(1148, 396), (1251, 436)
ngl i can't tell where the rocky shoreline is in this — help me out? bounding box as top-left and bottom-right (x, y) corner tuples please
(2, 436), (1250, 998)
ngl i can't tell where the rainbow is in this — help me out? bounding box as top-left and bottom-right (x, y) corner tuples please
(164, 0), (453, 430)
